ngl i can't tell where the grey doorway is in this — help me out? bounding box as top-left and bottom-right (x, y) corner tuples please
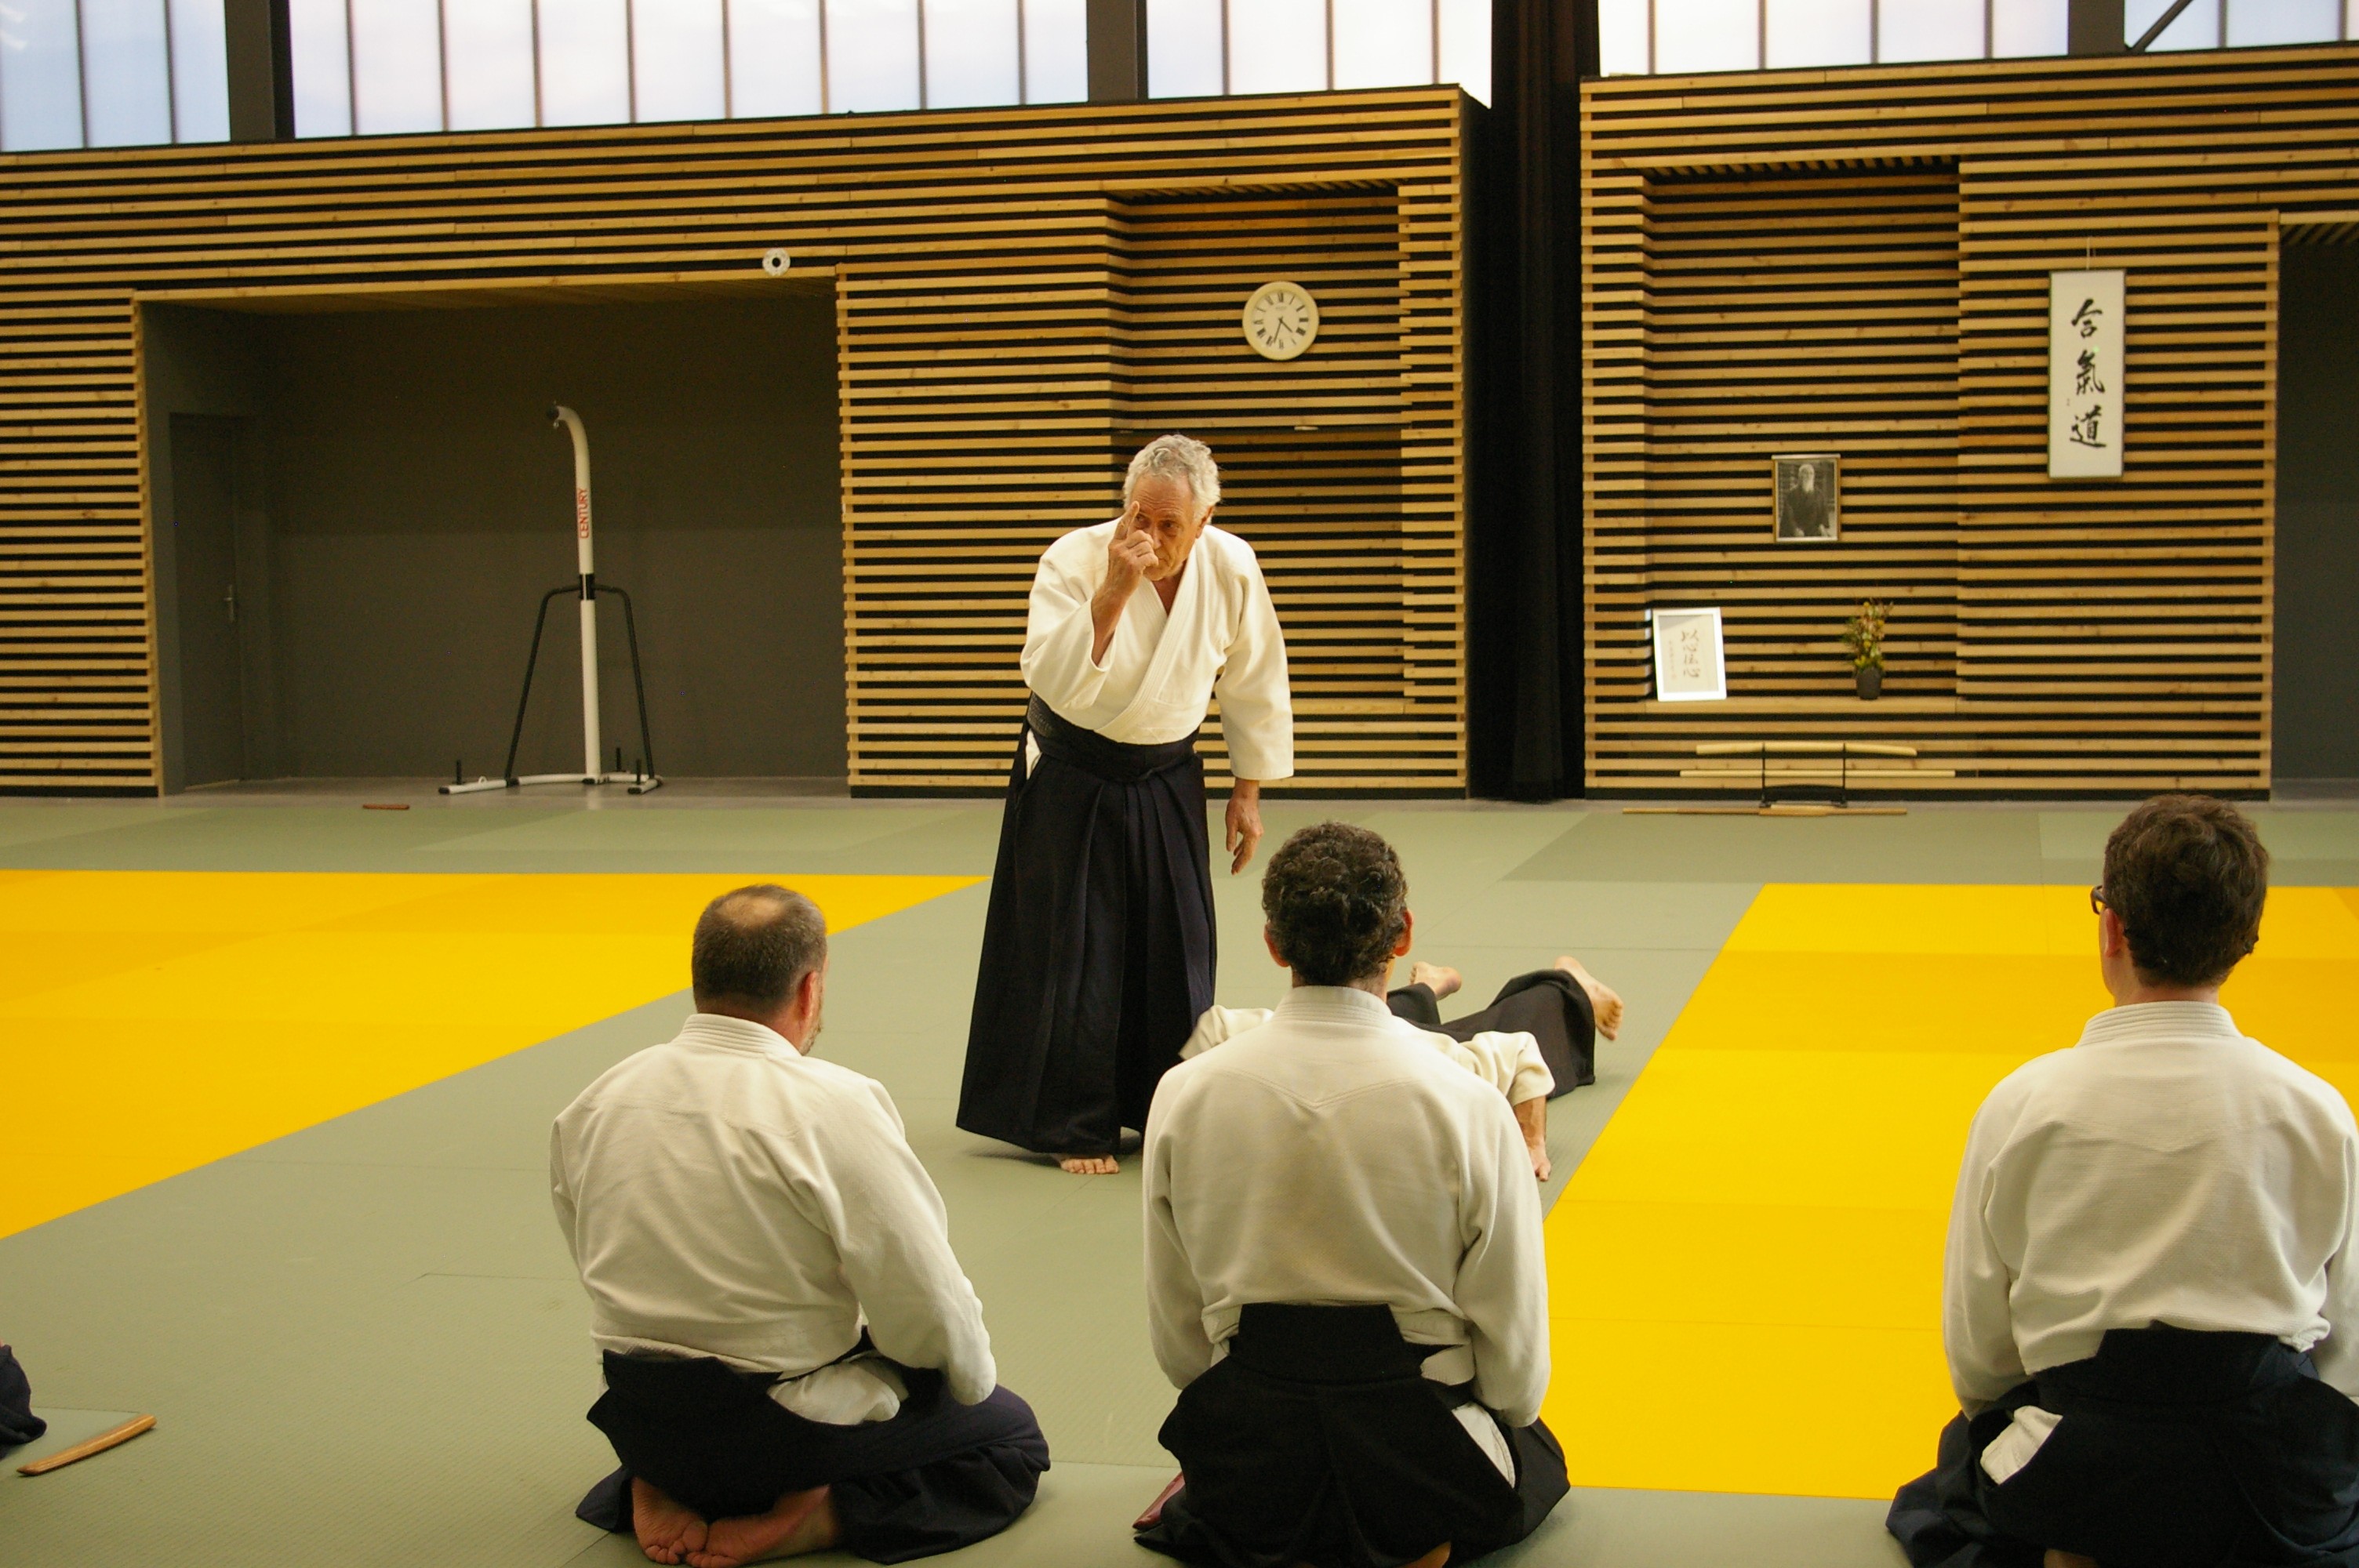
(168, 415), (269, 786)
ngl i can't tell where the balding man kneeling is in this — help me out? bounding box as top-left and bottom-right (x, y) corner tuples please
(554, 885), (1048, 1567)
(1138, 824), (1569, 1568)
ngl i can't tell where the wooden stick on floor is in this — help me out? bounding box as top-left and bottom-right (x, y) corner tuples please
(16, 1414), (155, 1476)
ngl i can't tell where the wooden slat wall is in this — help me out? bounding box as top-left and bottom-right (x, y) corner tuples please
(1584, 45), (2359, 795)
(0, 89), (1467, 795)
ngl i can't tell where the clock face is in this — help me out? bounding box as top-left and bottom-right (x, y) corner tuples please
(1242, 281), (1319, 362)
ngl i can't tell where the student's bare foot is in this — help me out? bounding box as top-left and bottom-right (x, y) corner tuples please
(1408, 962), (1463, 1000)
(1059, 1154), (1119, 1174)
(686, 1486), (836, 1567)
(631, 1476), (707, 1566)
(1555, 956), (1623, 1041)
(2043, 1553), (2097, 1568)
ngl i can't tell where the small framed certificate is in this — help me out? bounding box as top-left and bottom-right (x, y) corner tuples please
(1652, 607), (1728, 702)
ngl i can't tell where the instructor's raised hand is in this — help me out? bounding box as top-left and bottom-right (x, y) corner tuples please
(1092, 504), (1160, 663)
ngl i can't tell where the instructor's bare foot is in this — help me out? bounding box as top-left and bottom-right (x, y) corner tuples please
(631, 1477), (707, 1566)
(1555, 956), (1623, 1041)
(1408, 962), (1463, 1001)
(1060, 1154), (1119, 1175)
(686, 1486), (836, 1568)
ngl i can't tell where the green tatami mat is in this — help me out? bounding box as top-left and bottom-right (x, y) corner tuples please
(0, 798), (2142, 1566)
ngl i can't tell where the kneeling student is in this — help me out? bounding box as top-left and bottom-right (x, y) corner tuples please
(1140, 823), (1568, 1568)
(1891, 796), (2359, 1568)
(1183, 947), (1623, 1181)
(553, 885), (1048, 1567)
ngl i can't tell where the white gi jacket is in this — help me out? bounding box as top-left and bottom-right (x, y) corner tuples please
(1144, 987), (1551, 1475)
(1946, 1001), (2359, 1417)
(551, 1013), (997, 1424)
(1020, 519), (1293, 782)
(1183, 1002), (1556, 1105)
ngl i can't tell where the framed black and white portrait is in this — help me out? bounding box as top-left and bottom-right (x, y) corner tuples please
(1772, 453), (1840, 543)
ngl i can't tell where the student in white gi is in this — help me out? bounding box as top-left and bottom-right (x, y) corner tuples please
(1890, 796), (2359, 1568)
(553, 885), (1047, 1568)
(1137, 822), (1568, 1568)
(1183, 948), (1627, 1181)
(959, 434), (1294, 1175)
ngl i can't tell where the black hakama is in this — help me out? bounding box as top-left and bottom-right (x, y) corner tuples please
(1136, 1303), (1568, 1568)
(0, 1344), (42, 1446)
(576, 1352), (1049, 1565)
(958, 696), (1216, 1156)
(1889, 1326), (2359, 1568)
(1387, 970), (1597, 1096)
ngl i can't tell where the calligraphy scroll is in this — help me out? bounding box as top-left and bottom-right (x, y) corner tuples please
(2048, 269), (2125, 478)
(1651, 607), (1728, 702)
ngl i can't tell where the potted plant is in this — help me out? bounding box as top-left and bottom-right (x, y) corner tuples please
(1843, 600), (1891, 699)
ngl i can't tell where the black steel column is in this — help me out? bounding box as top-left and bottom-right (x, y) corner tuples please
(1470, 0), (1595, 799)
(224, 0), (296, 141)
(2067, 0), (2127, 53)
(1087, 0), (1150, 102)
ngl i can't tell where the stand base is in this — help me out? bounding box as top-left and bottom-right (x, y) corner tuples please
(440, 772), (665, 797)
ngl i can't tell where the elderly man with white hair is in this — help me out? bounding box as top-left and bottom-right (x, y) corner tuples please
(958, 435), (1294, 1176)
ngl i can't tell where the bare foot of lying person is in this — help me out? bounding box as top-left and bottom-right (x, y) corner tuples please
(1059, 1154), (1120, 1175)
(631, 1476), (708, 1566)
(1513, 1097), (1551, 1181)
(1408, 961), (1463, 1001)
(2043, 1554), (2097, 1568)
(686, 1485), (836, 1568)
(1555, 956), (1623, 1041)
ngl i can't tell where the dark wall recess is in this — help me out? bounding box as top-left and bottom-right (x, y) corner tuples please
(2274, 243), (2359, 783)
(142, 296), (846, 784)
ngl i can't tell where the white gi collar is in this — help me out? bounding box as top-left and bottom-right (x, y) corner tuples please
(2075, 1000), (2245, 1051)
(676, 1011), (801, 1058)
(1274, 985), (1398, 1025)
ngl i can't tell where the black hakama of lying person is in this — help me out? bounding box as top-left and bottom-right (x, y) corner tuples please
(576, 1353), (1049, 1566)
(1888, 1326), (2359, 1568)
(1385, 967), (1608, 1096)
(957, 698), (1216, 1160)
(1136, 1305), (1568, 1568)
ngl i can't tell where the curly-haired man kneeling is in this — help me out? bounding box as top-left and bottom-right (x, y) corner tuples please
(1136, 822), (1568, 1568)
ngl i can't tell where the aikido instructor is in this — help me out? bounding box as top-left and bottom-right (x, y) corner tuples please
(958, 435), (1293, 1175)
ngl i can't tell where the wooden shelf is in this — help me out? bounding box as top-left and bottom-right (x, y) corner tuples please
(1635, 697), (1961, 717)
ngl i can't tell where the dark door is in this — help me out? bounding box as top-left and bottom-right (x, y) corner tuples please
(172, 416), (246, 785)
(2275, 245), (2359, 784)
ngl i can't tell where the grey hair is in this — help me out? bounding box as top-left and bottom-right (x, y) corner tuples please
(1122, 434), (1222, 514)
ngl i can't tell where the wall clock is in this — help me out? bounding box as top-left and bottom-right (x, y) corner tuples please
(1241, 281), (1319, 361)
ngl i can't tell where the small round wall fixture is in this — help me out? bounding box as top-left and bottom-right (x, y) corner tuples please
(761, 248), (793, 278)
(1241, 280), (1319, 361)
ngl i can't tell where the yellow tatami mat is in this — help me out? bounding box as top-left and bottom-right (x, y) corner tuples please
(0, 870), (976, 1240)
(1541, 883), (2359, 1501)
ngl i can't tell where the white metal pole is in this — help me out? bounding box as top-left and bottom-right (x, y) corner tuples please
(551, 404), (602, 782)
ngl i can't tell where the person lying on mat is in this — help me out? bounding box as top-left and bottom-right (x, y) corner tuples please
(551, 885), (1048, 1568)
(1136, 822), (1569, 1568)
(1183, 949), (1623, 1181)
(1889, 795), (2359, 1568)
